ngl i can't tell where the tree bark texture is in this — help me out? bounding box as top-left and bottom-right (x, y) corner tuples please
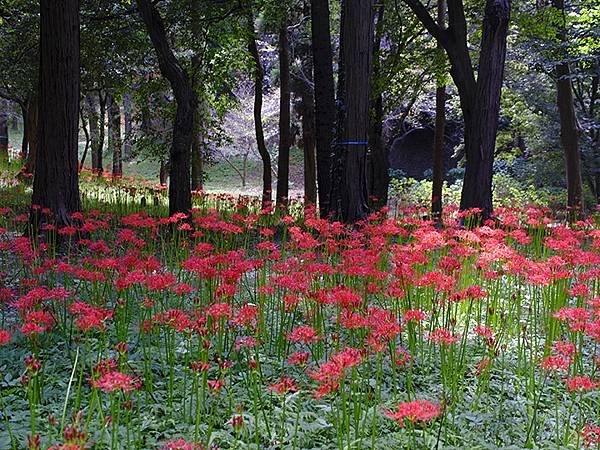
(108, 93), (123, 177)
(31, 0), (82, 227)
(431, 0), (446, 220)
(367, 2), (389, 211)
(247, 12), (273, 210)
(137, 0), (197, 217)
(276, 19), (291, 209)
(329, 0), (374, 223)
(310, 0), (335, 217)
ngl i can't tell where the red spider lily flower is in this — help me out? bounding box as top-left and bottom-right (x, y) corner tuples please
(428, 328), (458, 345)
(91, 371), (142, 393)
(0, 329), (11, 345)
(205, 302), (232, 321)
(190, 361), (211, 373)
(309, 347), (362, 398)
(540, 355), (571, 372)
(69, 302), (113, 332)
(25, 355), (42, 374)
(58, 225), (78, 236)
(27, 434), (41, 450)
(552, 340), (577, 357)
(475, 357), (491, 375)
(268, 377), (298, 395)
(230, 414), (244, 431)
(568, 283), (590, 298)
(384, 399), (441, 427)
(288, 350), (310, 366)
(21, 309), (55, 336)
(232, 303), (259, 328)
(553, 307), (590, 332)
(404, 309), (426, 322)
(145, 272), (177, 291)
(394, 348), (411, 368)
(208, 379), (225, 393)
(287, 325), (320, 344)
(235, 336), (257, 351)
(581, 423), (600, 447)
(566, 376), (598, 392)
(161, 438), (203, 450)
(474, 325), (495, 345)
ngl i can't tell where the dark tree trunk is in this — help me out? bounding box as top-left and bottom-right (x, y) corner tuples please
(123, 92), (133, 160)
(276, 19), (291, 209)
(20, 103), (28, 159)
(79, 108), (90, 171)
(329, 0), (374, 223)
(85, 93), (105, 174)
(310, 0), (336, 217)
(159, 159), (168, 185)
(403, 0), (510, 220)
(23, 96), (38, 175)
(31, 0), (81, 228)
(137, 0), (197, 217)
(431, 0), (446, 221)
(0, 99), (8, 160)
(367, 2), (389, 211)
(108, 93), (122, 177)
(552, 0), (584, 215)
(191, 107), (204, 191)
(247, 12), (273, 210)
(301, 89), (318, 207)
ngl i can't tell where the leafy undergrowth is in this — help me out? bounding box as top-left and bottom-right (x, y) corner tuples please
(0, 194), (599, 449)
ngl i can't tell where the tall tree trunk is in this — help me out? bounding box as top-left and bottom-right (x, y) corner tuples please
(191, 107), (204, 191)
(190, 0), (204, 192)
(23, 96), (38, 175)
(108, 93), (123, 177)
(431, 0), (446, 221)
(367, 2), (388, 211)
(20, 103), (28, 159)
(310, 0), (335, 217)
(31, 0), (81, 228)
(552, 0), (584, 215)
(301, 89), (318, 207)
(85, 93), (105, 174)
(0, 99), (8, 160)
(403, 0), (510, 220)
(137, 0), (197, 217)
(159, 159), (168, 185)
(329, 0), (374, 223)
(276, 18), (291, 209)
(247, 12), (272, 210)
(123, 92), (133, 160)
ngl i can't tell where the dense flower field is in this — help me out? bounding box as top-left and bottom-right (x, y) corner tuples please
(0, 198), (599, 449)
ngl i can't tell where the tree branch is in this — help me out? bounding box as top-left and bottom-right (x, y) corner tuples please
(401, 0), (450, 49)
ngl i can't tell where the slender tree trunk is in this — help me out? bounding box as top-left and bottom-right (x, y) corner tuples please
(0, 99), (8, 160)
(329, 0), (374, 223)
(297, 5), (318, 208)
(310, 0), (335, 217)
(431, 0), (446, 221)
(159, 159), (168, 185)
(20, 103), (28, 159)
(123, 92), (133, 160)
(403, 0), (510, 220)
(86, 93), (105, 174)
(458, 1), (510, 219)
(137, 0), (197, 217)
(190, 0), (204, 192)
(368, 2), (389, 211)
(552, 0), (584, 216)
(302, 93), (318, 206)
(247, 12), (273, 210)
(31, 0), (81, 228)
(23, 96), (38, 175)
(108, 93), (123, 177)
(276, 18), (291, 209)
(191, 107), (204, 191)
